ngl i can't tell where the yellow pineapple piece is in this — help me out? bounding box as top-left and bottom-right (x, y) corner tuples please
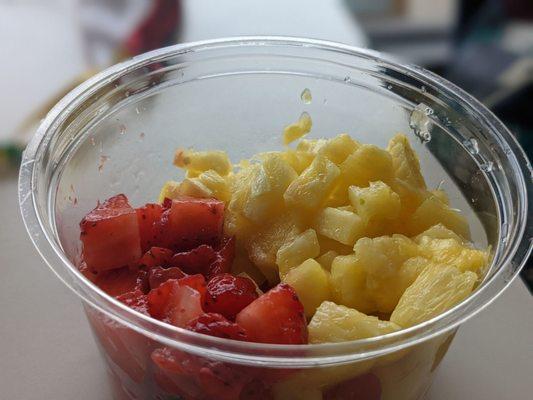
(431, 188), (449, 205)
(244, 211), (301, 284)
(174, 148), (232, 176)
(387, 133), (426, 189)
(273, 360), (375, 399)
(417, 236), (489, 274)
(284, 155), (340, 210)
(309, 301), (400, 343)
(314, 207), (365, 246)
(283, 259), (331, 317)
(283, 112), (312, 145)
(407, 196), (470, 240)
(177, 177), (213, 198)
(276, 229), (320, 277)
(390, 264), (478, 328)
(231, 253), (267, 287)
(296, 138), (327, 153)
(414, 223), (464, 243)
(318, 235), (354, 255)
(158, 180), (181, 203)
(241, 153), (297, 223)
(339, 144), (394, 188)
(330, 254), (374, 313)
(389, 178), (427, 219)
(316, 250), (338, 271)
(197, 170), (231, 202)
(349, 181), (401, 236)
(283, 149), (315, 174)
(353, 235), (421, 313)
(319, 134), (359, 165)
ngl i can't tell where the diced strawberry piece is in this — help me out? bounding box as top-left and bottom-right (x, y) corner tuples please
(139, 246), (174, 269)
(87, 312), (148, 383)
(178, 274), (207, 304)
(236, 284), (308, 345)
(205, 274), (258, 320)
(136, 203), (164, 252)
(94, 267), (148, 297)
(80, 194), (142, 272)
(148, 266), (187, 289)
(155, 196), (224, 251)
(147, 277), (205, 327)
(116, 290), (149, 315)
(198, 364), (247, 400)
(186, 313), (248, 341)
(79, 261), (98, 282)
(207, 236), (236, 279)
(171, 245), (218, 275)
(324, 373), (382, 400)
(240, 379), (274, 400)
(152, 347), (250, 400)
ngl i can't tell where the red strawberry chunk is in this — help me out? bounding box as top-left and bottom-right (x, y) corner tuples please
(116, 289), (149, 315)
(148, 266), (187, 289)
(79, 261), (98, 282)
(80, 194), (142, 272)
(136, 203), (164, 252)
(139, 247), (174, 269)
(206, 236), (236, 279)
(155, 196), (224, 251)
(178, 274), (207, 304)
(147, 276), (206, 327)
(185, 313), (248, 341)
(198, 364), (246, 400)
(240, 379), (274, 400)
(324, 373), (382, 400)
(171, 244), (217, 275)
(236, 284), (308, 345)
(94, 267), (148, 297)
(152, 348), (248, 400)
(205, 274), (258, 320)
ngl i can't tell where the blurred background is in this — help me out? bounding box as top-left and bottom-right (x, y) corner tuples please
(0, 0), (531, 290)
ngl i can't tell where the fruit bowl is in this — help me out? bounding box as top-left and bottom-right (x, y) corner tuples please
(19, 37), (532, 400)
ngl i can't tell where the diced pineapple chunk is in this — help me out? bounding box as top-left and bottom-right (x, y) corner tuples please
(317, 235), (354, 255)
(177, 177), (214, 198)
(431, 188), (449, 205)
(314, 207), (364, 246)
(283, 149), (314, 174)
(245, 211), (301, 284)
(407, 196), (470, 240)
(242, 153), (297, 223)
(390, 264), (477, 328)
(417, 236), (489, 274)
(387, 133), (426, 189)
(283, 259), (331, 317)
(174, 149), (232, 176)
(352, 235), (421, 313)
(317, 134), (360, 165)
(414, 223), (464, 243)
(330, 254), (374, 313)
(158, 180), (181, 203)
(349, 181), (401, 235)
(231, 253), (267, 288)
(197, 170), (231, 202)
(283, 112), (312, 145)
(296, 138), (327, 153)
(284, 155), (340, 210)
(276, 229), (320, 277)
(339, 144), (394, 188)
(309, 301), (400, 343)
(316, 250), (338, 271)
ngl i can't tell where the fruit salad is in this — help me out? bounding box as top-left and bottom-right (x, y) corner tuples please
(78, 124), (489, 399)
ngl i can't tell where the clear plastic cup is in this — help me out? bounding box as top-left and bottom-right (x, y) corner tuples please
(19, 37), (532, 400)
